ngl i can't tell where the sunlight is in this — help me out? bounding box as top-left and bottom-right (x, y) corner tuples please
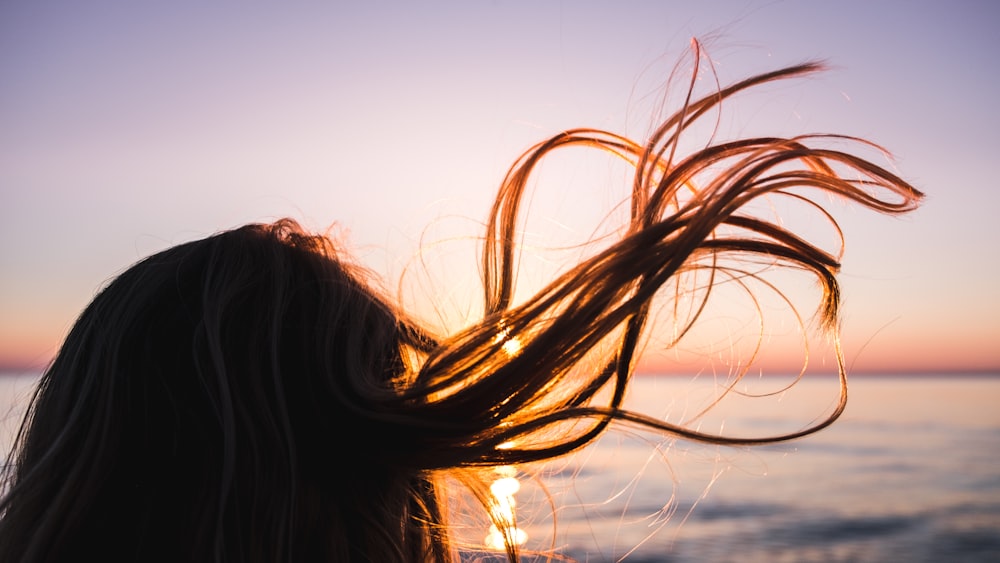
(493, 322), (522, 357)
(483, 465), (528, 551)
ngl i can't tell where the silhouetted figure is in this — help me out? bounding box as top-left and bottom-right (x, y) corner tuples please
(0, 55), (921, 562)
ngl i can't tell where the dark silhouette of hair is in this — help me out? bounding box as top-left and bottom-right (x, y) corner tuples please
(0, 54), (922, 562)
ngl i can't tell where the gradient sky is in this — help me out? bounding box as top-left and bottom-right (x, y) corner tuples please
(1, 0), (997, 374)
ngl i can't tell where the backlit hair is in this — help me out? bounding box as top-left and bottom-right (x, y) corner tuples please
(0, 53), (922, 562)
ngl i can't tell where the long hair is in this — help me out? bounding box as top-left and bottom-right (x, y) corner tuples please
(0, 54), (922, 562)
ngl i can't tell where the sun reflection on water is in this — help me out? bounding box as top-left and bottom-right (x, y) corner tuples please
(484, 465), (528, 550)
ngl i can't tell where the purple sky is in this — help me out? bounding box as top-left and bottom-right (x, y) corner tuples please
(1, 0), (997, 374)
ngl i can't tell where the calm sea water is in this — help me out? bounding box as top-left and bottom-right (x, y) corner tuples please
(2, 373), (998, 562)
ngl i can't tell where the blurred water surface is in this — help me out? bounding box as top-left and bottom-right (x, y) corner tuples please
(2, 373), (998, 562)
(498, 374), (1000, 562)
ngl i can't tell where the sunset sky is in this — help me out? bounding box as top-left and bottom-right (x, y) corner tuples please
(1, 1), (997, 375)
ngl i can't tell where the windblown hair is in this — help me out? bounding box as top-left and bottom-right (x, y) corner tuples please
(0, 53), (921, 562)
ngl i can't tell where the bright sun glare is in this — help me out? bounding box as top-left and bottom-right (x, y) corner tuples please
(493, 323), (522, 357)
(483, 465), (528, 551)
(483, 326), (527, 550)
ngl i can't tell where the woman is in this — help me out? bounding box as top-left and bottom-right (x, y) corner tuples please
(0, 54), (921, 562)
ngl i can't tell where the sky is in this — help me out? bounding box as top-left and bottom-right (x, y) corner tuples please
(1, 0), (998, 375)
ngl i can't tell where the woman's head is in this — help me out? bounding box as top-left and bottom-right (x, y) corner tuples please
(0, 220), (452, 561)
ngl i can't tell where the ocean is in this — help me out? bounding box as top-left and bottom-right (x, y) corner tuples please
(2, 373), (998, 562)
